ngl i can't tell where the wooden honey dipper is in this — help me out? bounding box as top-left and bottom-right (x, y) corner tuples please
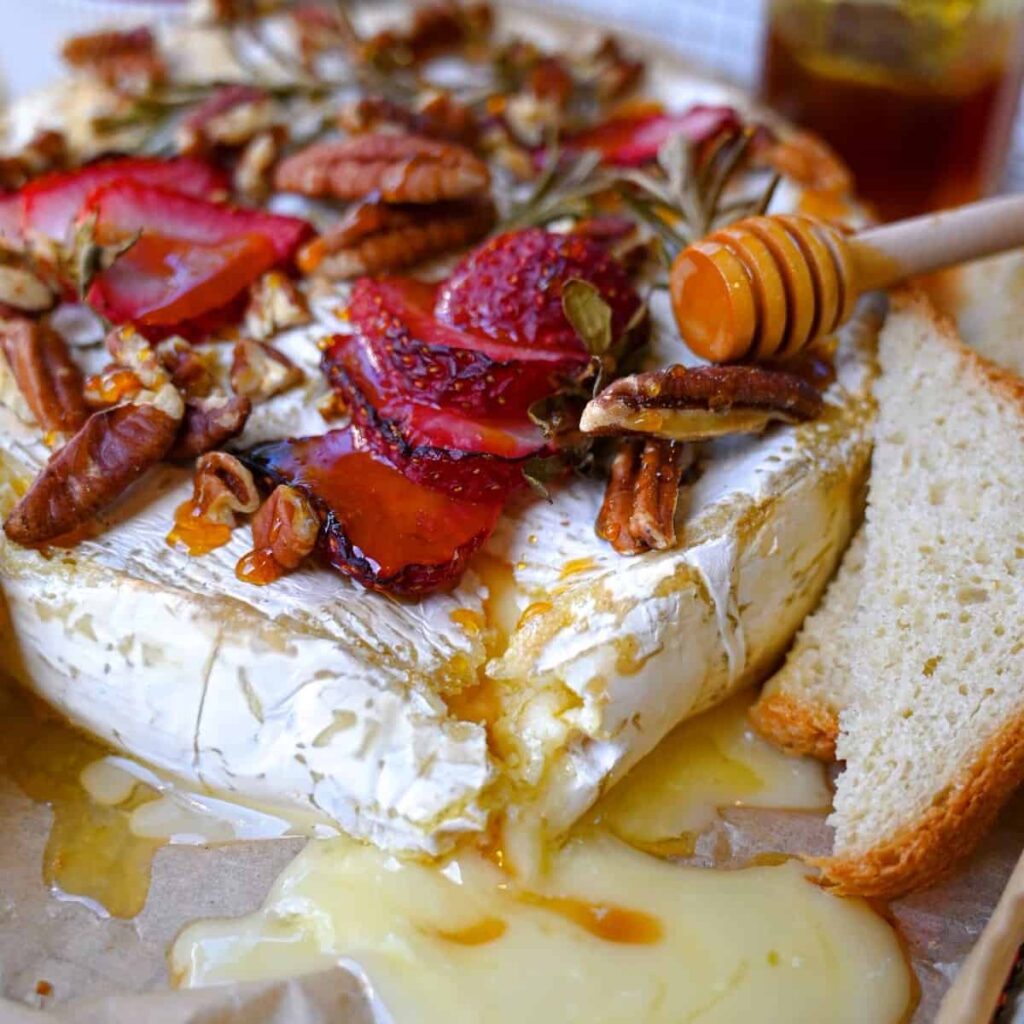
(669, 195), (1024, 362)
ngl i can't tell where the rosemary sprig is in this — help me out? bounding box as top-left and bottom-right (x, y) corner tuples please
(617, 127), (780, 260)
(501, 145), (612, 231)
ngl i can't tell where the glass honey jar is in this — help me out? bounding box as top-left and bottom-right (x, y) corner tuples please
(761, 0), (1024, 220)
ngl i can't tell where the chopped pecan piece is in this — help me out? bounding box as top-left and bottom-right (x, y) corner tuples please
(249, 483), (319, 571)
(230, 338), (303, 402)
(3, 384), (182, 546)
(0, 317), (87, 433)
(61, 27), (166, 94)
(0, 130), (69, 192)
(580, 364), (824, 441)
(244, 271), (311, 340)
(154, 336), (215, 397)
(362, 2), (492, 69)
(83, 367), (143, 409)
(597, 439), (690, 555)
(234, 129), (286, 203)
(190, 451), (260, 526)
(170, 393), (252, 460)
(339, 93), (478, 146)
(589, 36), (645, 102)
(106, 326), (167, 389)
(274, 134), (490, 204)
(176, 85), (275, 157)
(301, 198), (495, 279)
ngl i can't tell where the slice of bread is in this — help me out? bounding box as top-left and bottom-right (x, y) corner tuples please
(753, 289), (1024, 897)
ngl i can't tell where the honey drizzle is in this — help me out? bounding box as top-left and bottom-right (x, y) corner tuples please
(236, 547), (284, 586)
(0, 687), (163, 919)
(519, 892), (663, 945)
(166, 499), (232, 557)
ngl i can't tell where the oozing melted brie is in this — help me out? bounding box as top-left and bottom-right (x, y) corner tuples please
(169, 693), (911, 1024)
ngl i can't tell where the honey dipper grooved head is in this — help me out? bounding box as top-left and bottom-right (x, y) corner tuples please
(669, 214), (851, 363)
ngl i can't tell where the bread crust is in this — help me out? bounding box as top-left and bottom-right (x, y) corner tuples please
(748, 691), (838, 761)
(815, 708), (1024, 898)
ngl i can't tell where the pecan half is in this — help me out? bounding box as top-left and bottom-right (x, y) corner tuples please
(274, 134), (490, 203)
(0, 318), (87, 434)
(230, 338), (304, 402)
(597, 438), (689, 555)
(339, 93), (479, 146)
(581, 364), (824, 441)
(301, 198), (495, 279)
(251, 483), (319, 569)
(190, 451), (260, 526)
(244, 271), (311, 340)
(170, 393), (252, 460)
(62, 27), (165, 93)
(3, 384), (182, 546)
(362, 2), (492, 69)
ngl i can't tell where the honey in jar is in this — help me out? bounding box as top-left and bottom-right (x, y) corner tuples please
(761, 0), (1024, 221)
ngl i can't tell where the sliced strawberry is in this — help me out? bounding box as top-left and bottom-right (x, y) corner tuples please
(83, 181), (311, 328)
(331, 277), (586, 417)
(83, 180), (309, 261)
(329, 343), (534, 502)
(565, 104), (742, 167)
(244, 427), (503, 596)
(20, 156), (226, 242)
(435, 227), (642, 352)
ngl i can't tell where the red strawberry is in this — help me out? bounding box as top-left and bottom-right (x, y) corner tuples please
(20, 156), (226, 242)
(329, 338), (536, 502)
(83, 181), (311, 328)
(244, 427), (503, 596)
(435, 227), (642, 352)
(333, 277), (586, 417)
(565, 104), (742, 167)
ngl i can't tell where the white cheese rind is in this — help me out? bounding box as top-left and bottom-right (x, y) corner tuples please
(0, 9), (878, 854)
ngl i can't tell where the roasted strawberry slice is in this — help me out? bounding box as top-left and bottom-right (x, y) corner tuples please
(435, 227), (643, 352)
(244, 428), (503, 596)
(20, 156), (226, 242)
(332, 277), (586, 417)
(565, 104), (742, 167)
(82, 182), (311, 328)
(329, 344), (533, 502)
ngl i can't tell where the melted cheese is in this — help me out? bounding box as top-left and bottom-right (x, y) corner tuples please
(169, 694), (909, 1021)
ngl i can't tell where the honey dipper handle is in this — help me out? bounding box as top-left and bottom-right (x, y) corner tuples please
(850, 194), (1024, 292)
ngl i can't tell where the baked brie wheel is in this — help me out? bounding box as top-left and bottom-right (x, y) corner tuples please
(0, 1), (875, 856)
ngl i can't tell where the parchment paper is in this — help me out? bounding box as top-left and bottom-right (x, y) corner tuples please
(1, 752), (1022, 1023)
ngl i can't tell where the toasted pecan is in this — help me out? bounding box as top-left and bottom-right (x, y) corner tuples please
(230, 339), (304, 403)
(596, 440), (647, 555)
(0, 317), (87, 434)
(244, 271), (311, 340)
(191, 451), (260, 526)
(303, 198), (495, 279)
(170, 393), (252, 460)
(251, 483), (319, 570)
(274, 134), (490, 204)
(339, 94), (478, 146)
(581, 364), (823, 441)
(597, 438), (689, 554)
(362, 2), (492, 69)
(154, 337), (215, 397)
(62, 27), (165, 93)
(3, 384), (182, 546)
